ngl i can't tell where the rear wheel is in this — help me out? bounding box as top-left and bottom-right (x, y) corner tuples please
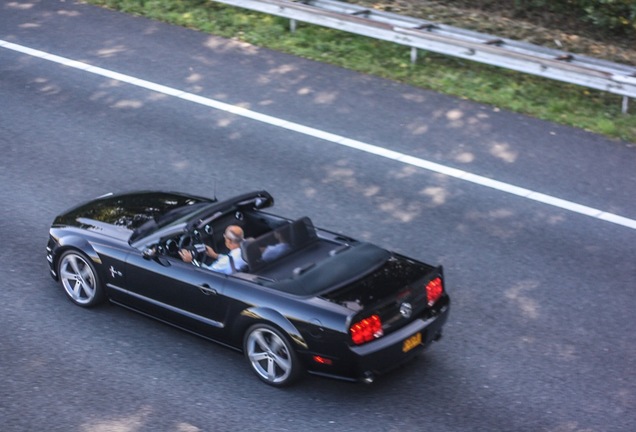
(243, 324), (301, 387)
(57, 250), (105, 307)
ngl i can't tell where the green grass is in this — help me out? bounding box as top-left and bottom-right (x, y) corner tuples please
(85, 0), (636, 143)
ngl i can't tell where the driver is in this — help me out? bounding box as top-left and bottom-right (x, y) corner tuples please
(178, 225), (247, 274)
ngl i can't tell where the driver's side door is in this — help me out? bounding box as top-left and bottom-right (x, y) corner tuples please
(123, 250), (228, 339)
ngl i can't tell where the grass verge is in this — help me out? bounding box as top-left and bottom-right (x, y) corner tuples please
(84, 0), (636, 143)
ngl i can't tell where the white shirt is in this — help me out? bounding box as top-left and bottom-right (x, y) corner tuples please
(206, 247), (247, 274)
(261, 242), (291, 262)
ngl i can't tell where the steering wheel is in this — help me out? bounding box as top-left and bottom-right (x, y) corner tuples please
(177, 232), (194, 250)
(177, 230), (206, 261)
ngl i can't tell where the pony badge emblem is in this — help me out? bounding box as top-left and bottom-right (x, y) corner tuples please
(399, 302), (412, 319)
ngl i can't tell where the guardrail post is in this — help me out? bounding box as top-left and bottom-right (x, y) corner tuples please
(410, 47), (417, 64)
(290, 18), (297, 33)
(622, 96), (630, 114)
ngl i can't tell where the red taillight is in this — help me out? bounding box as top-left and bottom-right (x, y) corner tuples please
(426, 277), (443, 306)
(350, 314), (383, 345)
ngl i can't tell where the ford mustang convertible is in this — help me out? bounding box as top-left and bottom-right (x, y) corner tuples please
(46, 190), (450, 386)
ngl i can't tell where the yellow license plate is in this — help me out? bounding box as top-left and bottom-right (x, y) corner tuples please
(402, 332), (422, 353)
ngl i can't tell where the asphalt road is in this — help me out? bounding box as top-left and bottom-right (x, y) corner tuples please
(1, 1), (635, 431)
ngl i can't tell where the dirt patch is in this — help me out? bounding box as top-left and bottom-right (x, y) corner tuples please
(347, 0), (636, 66)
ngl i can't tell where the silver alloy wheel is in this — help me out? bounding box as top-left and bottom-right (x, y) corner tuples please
(59, 252), (98, 306)
(246, 326), (293, 385)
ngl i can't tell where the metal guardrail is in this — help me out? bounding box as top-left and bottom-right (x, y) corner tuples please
(212, 0), (636, 113)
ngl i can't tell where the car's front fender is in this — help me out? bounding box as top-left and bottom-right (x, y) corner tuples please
(55, 234), (100, 260)
(49, 231), (101, 267)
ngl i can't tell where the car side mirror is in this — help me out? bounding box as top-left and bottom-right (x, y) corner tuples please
(143, 247), (156, 259)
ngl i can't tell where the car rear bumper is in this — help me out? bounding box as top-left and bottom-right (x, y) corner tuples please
(350, 301), (450, 380)
(304, 298), (450, 383)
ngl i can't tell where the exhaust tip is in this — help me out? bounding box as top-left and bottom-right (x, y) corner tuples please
(362, 371), (375, 384)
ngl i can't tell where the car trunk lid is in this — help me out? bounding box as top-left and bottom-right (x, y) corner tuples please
(321, 255), (443, 339)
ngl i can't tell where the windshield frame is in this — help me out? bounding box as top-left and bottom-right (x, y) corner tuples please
(129, 202), (218, 248)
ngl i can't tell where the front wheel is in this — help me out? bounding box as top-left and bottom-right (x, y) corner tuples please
(57, 250), (105, 307)
(243, 324), (301, 387)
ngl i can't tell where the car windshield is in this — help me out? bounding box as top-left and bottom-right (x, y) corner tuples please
(129, 202), (214, 243)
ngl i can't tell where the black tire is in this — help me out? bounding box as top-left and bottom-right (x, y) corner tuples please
(243, 323), (302, 387)
(57, 250), (105, 307)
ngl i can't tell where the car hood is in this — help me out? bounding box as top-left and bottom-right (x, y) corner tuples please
(52, 191), (213, 242)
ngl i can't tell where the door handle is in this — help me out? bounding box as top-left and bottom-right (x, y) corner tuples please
(199, 284), (217, 296)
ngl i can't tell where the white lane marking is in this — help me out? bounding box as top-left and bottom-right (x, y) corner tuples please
(2, 39), (635, 230)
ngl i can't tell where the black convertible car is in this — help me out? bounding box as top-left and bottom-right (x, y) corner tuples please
(46, 190), (450, 386)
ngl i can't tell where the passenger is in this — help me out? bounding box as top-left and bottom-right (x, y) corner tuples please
(179, 225), (247, 274)
(261, 231), (292, 262)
